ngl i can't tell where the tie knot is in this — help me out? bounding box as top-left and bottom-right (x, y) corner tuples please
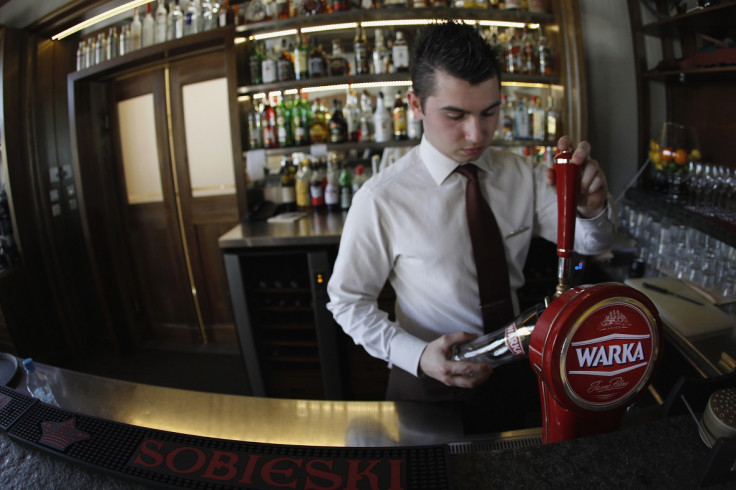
(455, 163), (479, 181)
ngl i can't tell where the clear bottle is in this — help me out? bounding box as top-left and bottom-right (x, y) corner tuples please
(407, 90), (422, 140)
(184, 0), (200, 35)
(354, 24), (370, 75)
(538, 31), (553, 76)
(372, 29), (389, 75)
(504, 28), (521, 74)
(248, 102), (263, 149)
(95, 32), (106, 64)
(169, 1), (185, 40)
(142, 3), (155, 47)
(392, 31), (410, 72)
(514, 97), (530, 140)
(324, 154), (340, 212)
(521, 26), (536, 74)
(218, 0), (234, 27)
(392, 91), (408, 141)
(76, 41), (86, 71)
(86, 37), (95, 67)
(261, 44), (278, 84)
(497, 93), (514, 142)
(154, 1), (168, 44)
(23, 358), (58, 405)
(373, 92), (392, 143)
(107, 26), (119, 60)
(201, 0), (216, 31)
(360, 90), (374, 140)
(343, 89), (361, 143)
(531, 96), (546, 141)
(451, 304), (544, 366)
(545, 97), (560, 142)
(119, 24), (131, 56)
(130, 7), (143, 50)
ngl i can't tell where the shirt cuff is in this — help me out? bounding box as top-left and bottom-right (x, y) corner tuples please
(388, 330), (429, 377)
(577, 200), (610, 223)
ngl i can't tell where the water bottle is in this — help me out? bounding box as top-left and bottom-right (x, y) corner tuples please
(23, 358), (58, 405)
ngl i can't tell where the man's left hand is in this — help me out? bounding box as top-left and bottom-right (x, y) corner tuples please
(546, 136), (608, 218)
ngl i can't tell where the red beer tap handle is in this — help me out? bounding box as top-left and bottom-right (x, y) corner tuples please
(554, 150), (579, 295)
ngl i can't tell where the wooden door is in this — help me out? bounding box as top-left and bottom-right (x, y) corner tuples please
(108, 52), (239, 346)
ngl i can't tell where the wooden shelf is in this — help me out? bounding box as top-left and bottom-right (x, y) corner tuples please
(639, 1), (736, 37)
(643, 66), (736, 82)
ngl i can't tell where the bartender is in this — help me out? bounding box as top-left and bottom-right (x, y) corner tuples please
(326, 21), (615, 429)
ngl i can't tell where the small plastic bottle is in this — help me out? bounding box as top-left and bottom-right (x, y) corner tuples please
(23, 358), (58, 405)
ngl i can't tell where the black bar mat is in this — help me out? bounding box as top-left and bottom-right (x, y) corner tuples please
(0, 385), (35, 430)
(0, 386), (451, 489)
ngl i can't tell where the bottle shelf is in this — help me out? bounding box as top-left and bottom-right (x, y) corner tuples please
(234, 7), (555, 38)
(644, 66), (736, 82)
(639, 1), (736, 37)
(237, 72), (562, 96)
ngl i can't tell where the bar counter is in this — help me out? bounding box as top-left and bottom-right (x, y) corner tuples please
(0, 360), (729, 489)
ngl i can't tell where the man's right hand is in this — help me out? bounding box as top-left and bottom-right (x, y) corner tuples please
(419, 332), (493, 388)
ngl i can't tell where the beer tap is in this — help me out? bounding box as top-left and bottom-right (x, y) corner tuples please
(553, 149), (579, 296)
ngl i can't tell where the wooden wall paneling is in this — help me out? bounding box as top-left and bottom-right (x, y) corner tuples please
(627, 0), (651, 171)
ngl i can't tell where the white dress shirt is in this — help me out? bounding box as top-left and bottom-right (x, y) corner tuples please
(326, 136), (615, 376)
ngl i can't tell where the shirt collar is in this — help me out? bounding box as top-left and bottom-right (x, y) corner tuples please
(419, 136), (494, 186)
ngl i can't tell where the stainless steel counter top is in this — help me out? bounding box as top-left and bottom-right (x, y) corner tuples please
(13, 362), (526, 448)
(218, 212), (345, 249)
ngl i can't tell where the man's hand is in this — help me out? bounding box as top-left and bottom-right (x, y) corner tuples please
(419, 332), (493, 388)
(545, 136), (608, 218)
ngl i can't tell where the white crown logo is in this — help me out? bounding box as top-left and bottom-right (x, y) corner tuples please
(600, 309), (632, 330)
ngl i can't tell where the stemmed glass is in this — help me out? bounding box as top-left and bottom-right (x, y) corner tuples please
(659, 122), (700, 202)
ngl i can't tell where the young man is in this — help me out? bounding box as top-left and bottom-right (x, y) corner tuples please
(327, 22), (613, 425)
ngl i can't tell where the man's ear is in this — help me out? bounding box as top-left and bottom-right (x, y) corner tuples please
(406, 90), (424, 121)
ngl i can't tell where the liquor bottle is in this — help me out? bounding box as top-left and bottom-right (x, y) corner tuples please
(521, 26), (536, 74)
(261, 45), (278, 84)
(324, 154), (340, 212)
(392, 31), (410, 72)
(168, 1), (184, 40)
(538, 31), (553, 76)
(293, 33), (309, 81)
(496, 93), (514, 141)
(328, 99), (348, 144)
(218, 0), (234, 26)
(277, 39), (295, 81)
(76, 41), (85, 71)
(86, 37), (95, 67)
(184, 0), (199, 35)
(262, 97), (278, 148)
(528, 0), (548, 12)
(451, 304), (544, 366)
(249, 41), (265, 84)
(308, 38), (327, 78)
(531, 96), (546, 141)
(155, 0), (168, 43)
(392, 91), (408, 141)
(352, 164), (367, 194)
(131, 7), (143, 50)
(245, 0), (272, 22)
(339, 165), (353, 211)
(142, 3), (155, 47)
(412, 0), (428, 6)
(275, 0), (290, 19)
(201, 0), (216, 31)
(23, 359), (58, 405)
(373, 92), (392, 143)
(248, 102), (263, 149)
(95, 32), (106, 64)
(291, 92), (311, 145)
(353, 24), (370, 75)
(372, 29), (389, 75)
(295, 158), (312, 210)
(107, 26), (119, 60)
(276, 93), (294, 147)
(503, 0), (522, 8)
(309, 160), (326, 210)
(309, 99), (329, 144)
(343, 90), (361, 142)
(280, 156), (297, 212)
(328, 40), (349, 77)
(119, 24), (130, 56)
(360, 90), (374, 140)
(332, 0), (349, 11)
(514, 97), (530, 140)
(407, 90), (422, 140)
(545, 97), (560, 141)
(301, 0), (330, 16)
(504, 28), (521, 74)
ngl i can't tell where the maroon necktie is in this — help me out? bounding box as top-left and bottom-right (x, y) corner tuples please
(456, 164), (514, 333)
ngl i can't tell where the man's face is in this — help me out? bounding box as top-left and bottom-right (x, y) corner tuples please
(408, 70), (501, 163)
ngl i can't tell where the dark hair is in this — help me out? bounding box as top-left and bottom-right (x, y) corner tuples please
(411, 21), (503, 109)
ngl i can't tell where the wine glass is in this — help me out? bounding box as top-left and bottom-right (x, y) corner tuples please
(659, 122), (700, 202)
